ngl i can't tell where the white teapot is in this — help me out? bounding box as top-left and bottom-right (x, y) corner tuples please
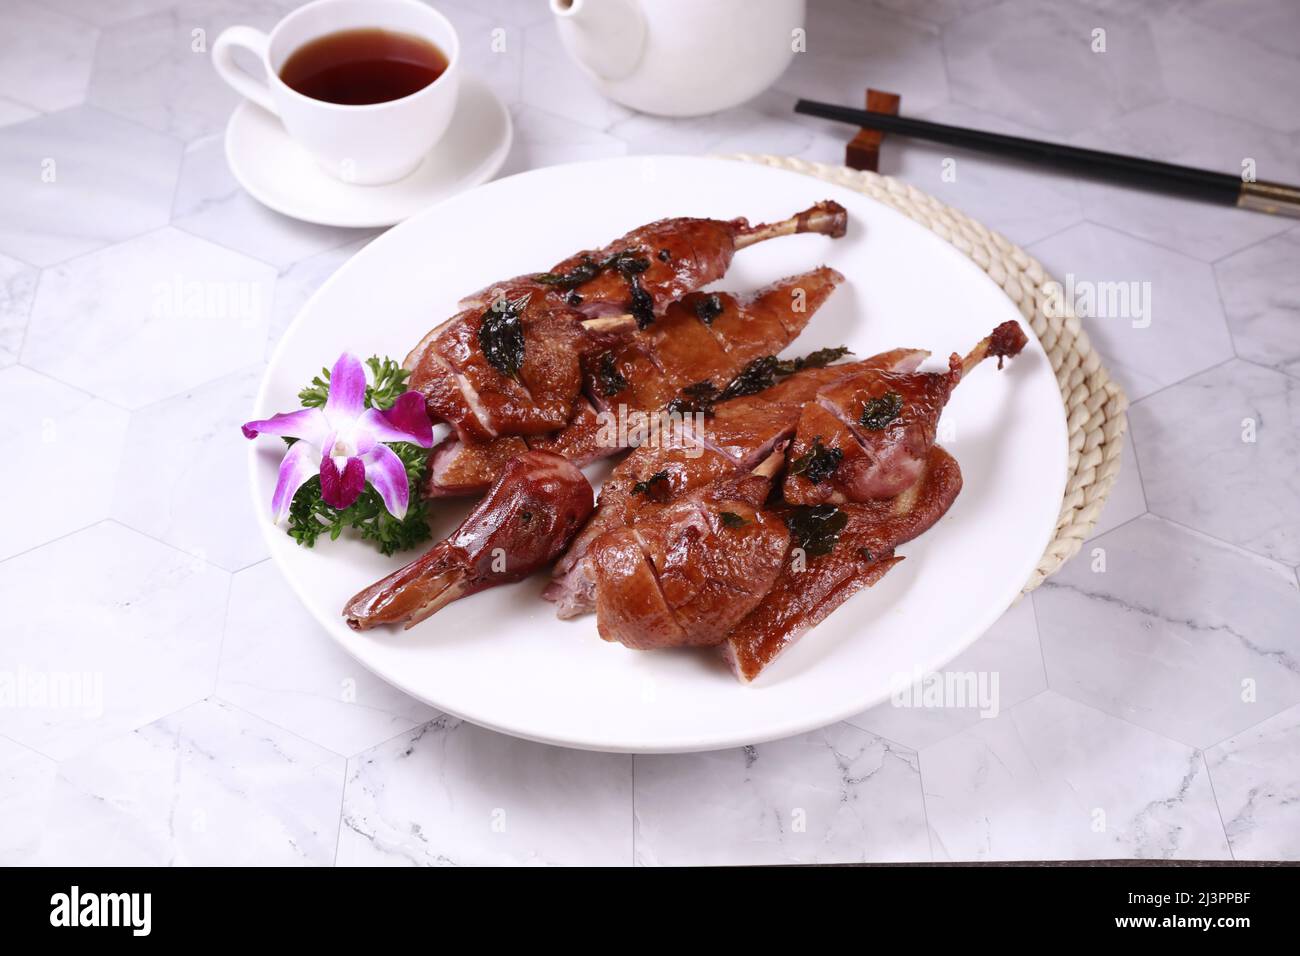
(550, 0), (805, 117)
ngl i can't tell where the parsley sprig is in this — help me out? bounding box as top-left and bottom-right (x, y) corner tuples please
(297, 355), (411, 410)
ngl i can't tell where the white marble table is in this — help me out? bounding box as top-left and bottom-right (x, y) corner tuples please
(1, 0), (1297, 866)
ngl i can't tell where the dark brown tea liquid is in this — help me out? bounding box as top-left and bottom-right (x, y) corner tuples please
(279, 28), (448, 105)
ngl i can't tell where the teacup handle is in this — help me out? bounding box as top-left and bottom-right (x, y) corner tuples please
(212, 26), (278, 116)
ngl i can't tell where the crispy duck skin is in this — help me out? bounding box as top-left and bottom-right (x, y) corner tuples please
(545, 349), (931, 619)
(343, 451), (593, 631)
(591, 452), (790, 650)
(421, 398), (609, 500)
(404, 203), (849, 445)
(423, 267), (846, 498)
(407, 299), (590, 443)
(587, 269), (843, 413)
(723, 444), (965, 683)
(784, 321), (1028, 505)
(458, 201), (849, 320)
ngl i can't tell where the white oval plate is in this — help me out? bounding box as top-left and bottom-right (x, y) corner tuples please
(251, 156), (1067, 753)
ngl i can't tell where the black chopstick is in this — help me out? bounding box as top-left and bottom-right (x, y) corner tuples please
(793, 98), (1300, 218)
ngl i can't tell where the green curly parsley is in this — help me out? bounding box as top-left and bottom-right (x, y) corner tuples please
(296, 355), (411, 411)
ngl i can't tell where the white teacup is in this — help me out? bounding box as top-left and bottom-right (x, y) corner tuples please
(213, 0), (461, 186)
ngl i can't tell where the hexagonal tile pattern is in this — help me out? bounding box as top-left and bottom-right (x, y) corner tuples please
(0, 522), (229, 760)
(172, 134), (373, 271)
(46, 0), (181, 28)
(1034, 515), (1300, 748)
(30, 699), (343, 866)
(443, 0), (554, 31)
(0, 0), (1294, 866)
(608, 90), (816, 159)
(1085, 426), (1146, 541)
(1150, 10), (1300, 133)
(0, 367), (129, 561)
(875, 0), (1000, 24)
(338, 717), (632, 865)
(437, 0), (524, 108)
(1130, 359), (1299, 566)
(634, 724), (929, 865)
(1179, 0), (1300, 58)
(112, 365), (267, 572)
(0, 737), (57, 865)
(879, 101), (1084, 246)
(1028, 222), (1233, 401)
(0, 254), (39, 367)
(942, 0), (1165, 135)
(922, 691), (1231, 860)
(0, 1), (98, 113)
(777, 0), (948, 113)
(1072, 102), (1300, 262)
(0, 106), (183, 267)
(267, 235), (374, 355)
(1205, 703), (1300, 861)
(846, 598), (1047, 751)
(789, 125), (861, 168)
(87, 0), (290, 143)
(216, 561), (436, 756)
(23, 227), (274, 409)
(1215, 228), (1300, 380)
(498, 104), (628, 181)
(0, 99), (39, 130)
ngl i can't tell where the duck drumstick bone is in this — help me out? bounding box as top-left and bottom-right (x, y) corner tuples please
(405, 202), (850, 443)
(734, 201), (849, 249)
(782, 320), (1028, 506)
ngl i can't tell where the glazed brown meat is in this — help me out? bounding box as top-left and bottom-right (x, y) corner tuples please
(545, 348), (931, 619)
(459, 201), (848, 322)
(408, 298), (590, 442)
(343, 451), (593, 631)
(421, 398), (610, 499)
(587, 268), (843, 414)
(424, 267), (846, 498)
(783, 321), (1028, 505)
(591, 454), (789, 650)
(406, 205), (849, 448)
(723, 444), (965, 683)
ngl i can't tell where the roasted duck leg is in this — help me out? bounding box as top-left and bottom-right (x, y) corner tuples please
(724, 444), (965, 683)
(545, 348), (931, 619)
(423, 266), (846, 498)
(459, 201), (848, 322)
(591, 451), (789, 650)
(783, 321), (1028, 505)
(343, 451), (593, 630)
(404, 203), (849, 444)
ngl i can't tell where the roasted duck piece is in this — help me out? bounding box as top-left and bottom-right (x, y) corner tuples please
(591, 451), (789, 650)
(545, 348), (931, 619)
(460, 201), (848, 322)
(585, 269), (843, 414)
(407, 296), (591, 442)
(343, 451), (593, 630)
(783, 321), (1028, 505)
(723, 444), (965, 683)
(404, 204), (848, 445)
(422, 267), (846, 498)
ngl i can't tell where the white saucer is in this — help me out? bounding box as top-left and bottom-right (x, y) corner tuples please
(224, 76), (513, 228)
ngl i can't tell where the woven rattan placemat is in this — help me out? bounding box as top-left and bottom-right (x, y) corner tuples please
(727, 153), (1129, 594)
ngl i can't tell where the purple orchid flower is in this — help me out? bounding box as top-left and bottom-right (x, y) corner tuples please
(242, 353), (433, 522)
